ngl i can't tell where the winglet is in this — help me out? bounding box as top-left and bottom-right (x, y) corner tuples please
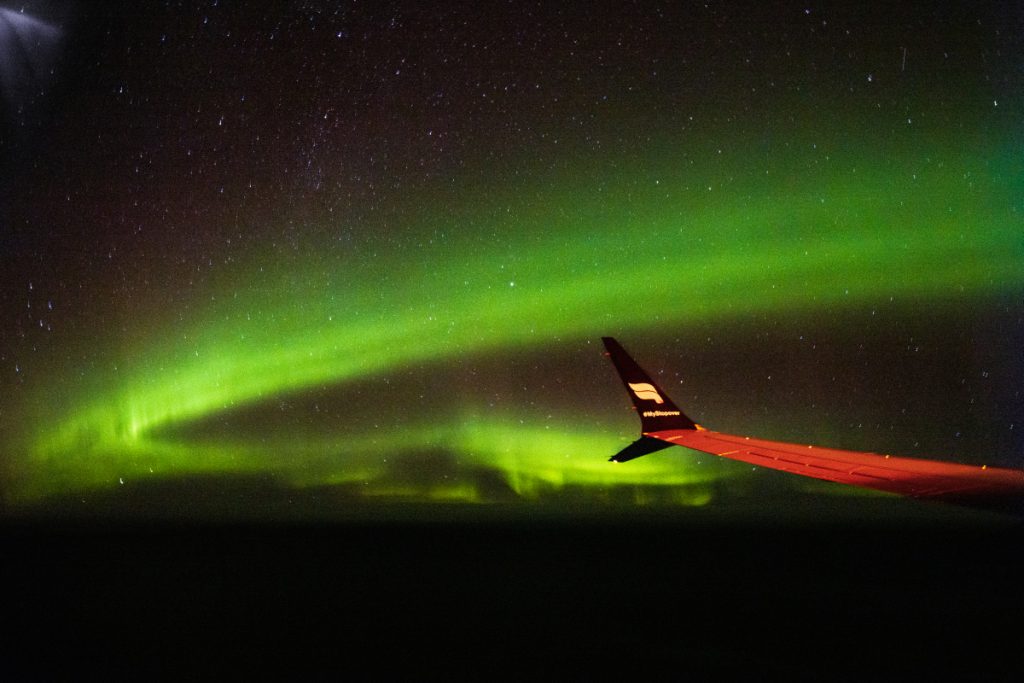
(608, 435), (675, 463)
(602, 337), (698, 434)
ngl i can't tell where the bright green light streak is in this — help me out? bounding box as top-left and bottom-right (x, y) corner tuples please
(13, 142), (1024, 501)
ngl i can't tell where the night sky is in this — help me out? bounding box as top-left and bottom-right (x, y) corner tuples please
(2, 1), (1022, 517)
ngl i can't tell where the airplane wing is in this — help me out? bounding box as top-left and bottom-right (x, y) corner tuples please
(602, 337), (1024, 510)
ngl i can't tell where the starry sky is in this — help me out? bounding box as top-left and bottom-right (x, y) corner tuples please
(1, 1), (1021, 517)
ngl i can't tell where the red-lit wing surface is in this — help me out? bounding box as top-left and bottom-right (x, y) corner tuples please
(649, 429), (1024, 500)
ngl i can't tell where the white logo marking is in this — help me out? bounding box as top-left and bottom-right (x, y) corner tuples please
(628, 382), (664, 404)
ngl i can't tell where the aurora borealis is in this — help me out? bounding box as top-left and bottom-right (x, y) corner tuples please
(2, 1), (1022, 515)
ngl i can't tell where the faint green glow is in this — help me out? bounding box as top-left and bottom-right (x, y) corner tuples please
(453, 418), (722, 491)
(14, 412), (729, 502)
(9, 140), (1024, 503)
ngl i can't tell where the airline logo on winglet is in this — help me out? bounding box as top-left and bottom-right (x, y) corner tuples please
(628, 382), (664, 404)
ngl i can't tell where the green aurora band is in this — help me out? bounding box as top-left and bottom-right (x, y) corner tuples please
(9, 137), (1024, 504)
